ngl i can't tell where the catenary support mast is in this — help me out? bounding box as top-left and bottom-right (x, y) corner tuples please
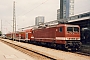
(13, 1), (16, 41)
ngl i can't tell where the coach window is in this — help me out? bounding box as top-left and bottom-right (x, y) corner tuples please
(59, 27), (62, 32)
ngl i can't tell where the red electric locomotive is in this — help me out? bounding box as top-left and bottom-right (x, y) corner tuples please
(31, 24), (81, 50)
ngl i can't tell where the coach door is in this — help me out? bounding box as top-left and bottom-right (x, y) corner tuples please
(26, 33), (28, 39)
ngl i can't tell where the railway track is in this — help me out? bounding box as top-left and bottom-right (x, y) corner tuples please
(0, 39), (58, 60)
(70, 46), (90, 56)
(75, 52), (90, 56)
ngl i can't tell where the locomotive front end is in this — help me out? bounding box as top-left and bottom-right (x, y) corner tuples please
(65, 25), (82, 50)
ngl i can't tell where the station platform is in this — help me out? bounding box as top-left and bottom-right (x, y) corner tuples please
(0, 40), (35, 60)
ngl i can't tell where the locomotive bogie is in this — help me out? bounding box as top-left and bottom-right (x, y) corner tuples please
(65, 40), (82, 50)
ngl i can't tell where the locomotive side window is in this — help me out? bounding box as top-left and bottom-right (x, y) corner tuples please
(59, 27), (62, 32)
(74, 27), (79, 32)
(32, 31), (34, 33)
(67, 27), (73, 32)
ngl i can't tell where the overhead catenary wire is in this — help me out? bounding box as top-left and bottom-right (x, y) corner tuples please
(2, 20), (13, 33)
(17, 0), (40, 16)
(17, 0), (49, 19)
(2, 0), (50, 33)
(17, 0), (50, 30)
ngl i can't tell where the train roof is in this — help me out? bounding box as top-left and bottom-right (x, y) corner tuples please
(32, 24), (79, 30)
(57, 24), (79, 27)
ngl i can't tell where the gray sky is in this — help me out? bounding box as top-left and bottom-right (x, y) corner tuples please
(0, 0), (90, 34)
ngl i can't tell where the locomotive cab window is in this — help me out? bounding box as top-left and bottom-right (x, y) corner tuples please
(59, 27), (62, 32)
(67, 27), (73, 32)
(67, 27), (79, 32)
(74, 27), (79, 32)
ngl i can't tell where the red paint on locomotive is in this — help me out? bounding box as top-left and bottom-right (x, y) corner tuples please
(32, 24), (81, 50)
